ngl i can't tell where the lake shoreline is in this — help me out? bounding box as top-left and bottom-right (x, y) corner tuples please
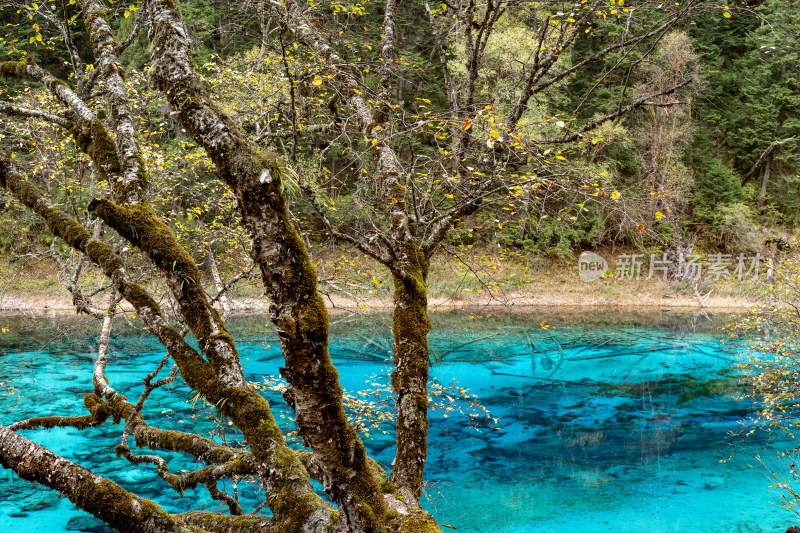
(0, 288), (756, 317)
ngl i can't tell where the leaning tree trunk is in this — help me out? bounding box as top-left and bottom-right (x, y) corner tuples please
(145, 1), (393, 529)
(758, 153), (773, 207)
(0, 426), (194, 533)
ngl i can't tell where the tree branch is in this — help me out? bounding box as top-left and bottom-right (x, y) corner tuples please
(534, 78), (694, 144)
(0, 102), (72, 127)
(0, 425), (202, 533)
(745, 135), (798, 178)
(82, 0), (148, 203)
(144, 0), (381, 528)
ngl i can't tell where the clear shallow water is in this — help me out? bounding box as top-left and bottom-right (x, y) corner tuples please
(0, 311), (795, 532)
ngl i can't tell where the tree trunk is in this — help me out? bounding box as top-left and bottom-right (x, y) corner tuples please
(758, 153), (772, 206)
(390, 249), (431, 498)
(206, 243), (231, 316)
(146, 2), (388, 529)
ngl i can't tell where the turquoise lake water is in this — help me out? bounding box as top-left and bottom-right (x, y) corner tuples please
(0, 310), (797, 532)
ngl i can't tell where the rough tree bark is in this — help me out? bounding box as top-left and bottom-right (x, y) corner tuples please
(0, 426), (199, 533)
(143, 0), (407, 529)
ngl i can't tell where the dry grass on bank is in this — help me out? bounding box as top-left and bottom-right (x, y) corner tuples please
(0, 246), (761, 314)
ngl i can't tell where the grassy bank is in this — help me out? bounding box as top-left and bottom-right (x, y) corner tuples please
(0, 245), (761, 314)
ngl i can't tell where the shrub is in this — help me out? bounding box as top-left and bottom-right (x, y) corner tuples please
(714, 202), (764, 253)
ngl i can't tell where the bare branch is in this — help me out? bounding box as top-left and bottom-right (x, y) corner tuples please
(745, 135), (799, 178)
(424, 0), (458, 114)
(0, 102), (72, 127)
(119, 4), (145, 53)
(301, 183), (391, 264)
(94, 292), (123, 399)
(255, 122), (335, 142)
(0, 61), (95, 122)
(531, 79), (694, 146)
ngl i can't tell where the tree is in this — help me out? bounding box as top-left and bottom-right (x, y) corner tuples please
(0, 0), (705, 531)
(727, 252), (800, 514)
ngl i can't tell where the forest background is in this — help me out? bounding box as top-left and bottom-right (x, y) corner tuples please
(1, 0), (798, 310)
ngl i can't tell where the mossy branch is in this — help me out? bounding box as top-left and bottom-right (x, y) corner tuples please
(0, 425), (206, 533)
(176, 511), (273, 533)
(81, 0), (148, 203)
(0, 157), (210, 386)
(8, 395), (114, 431)
(87, 198), (245, 389)
(0, 60), (124, 183)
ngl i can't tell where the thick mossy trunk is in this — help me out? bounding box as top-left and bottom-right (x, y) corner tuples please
(390, 253), (431, 498)
(145, 2), (388, 529)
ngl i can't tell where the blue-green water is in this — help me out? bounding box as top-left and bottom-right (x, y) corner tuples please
(0, 311), (796, 532)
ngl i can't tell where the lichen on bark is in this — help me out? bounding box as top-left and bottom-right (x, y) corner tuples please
(389, 245), (431, 498)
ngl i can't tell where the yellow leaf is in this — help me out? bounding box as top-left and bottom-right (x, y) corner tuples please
(611, 190), (621, 201)
(312, 75), (323, 87)
(723, 11), (731, 17)
(655, 211), (664, 220)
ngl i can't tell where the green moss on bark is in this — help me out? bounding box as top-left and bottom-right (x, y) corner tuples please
(390, 244), (432, 497)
